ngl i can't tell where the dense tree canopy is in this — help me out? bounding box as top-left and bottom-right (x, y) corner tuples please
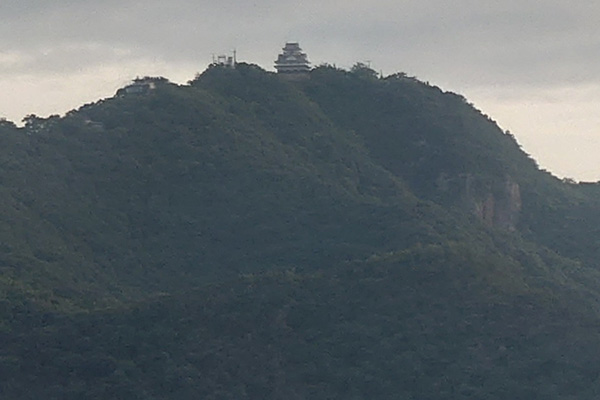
(1, 64), (600, 398)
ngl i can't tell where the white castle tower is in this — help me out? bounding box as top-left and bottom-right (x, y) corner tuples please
(274, 42), (311, 75)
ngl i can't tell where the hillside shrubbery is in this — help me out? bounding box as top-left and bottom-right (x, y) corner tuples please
(1, 64), (600, 398)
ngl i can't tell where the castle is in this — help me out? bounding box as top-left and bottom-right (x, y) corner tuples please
(274, 42), (311, 77)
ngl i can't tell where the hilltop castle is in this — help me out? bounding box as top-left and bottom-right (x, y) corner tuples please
(275, 42), (311, 77)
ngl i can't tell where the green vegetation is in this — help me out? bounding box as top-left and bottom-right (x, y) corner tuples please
(1, 63), (600, 398)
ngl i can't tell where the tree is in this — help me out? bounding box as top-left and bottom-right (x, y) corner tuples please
(350, 62), (379, 80)
(22, 114), (59, 134)
(0, 118), (16, 129)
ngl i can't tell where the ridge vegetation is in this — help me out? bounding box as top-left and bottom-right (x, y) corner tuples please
(1, 63), (600, 398)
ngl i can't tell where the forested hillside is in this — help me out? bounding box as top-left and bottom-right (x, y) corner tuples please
(2, 63), (600, 398)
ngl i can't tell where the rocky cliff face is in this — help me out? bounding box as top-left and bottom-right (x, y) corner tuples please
(437, 173), (522, 231)
(471, 178), (521, 231)
(466, 176), (522, 231)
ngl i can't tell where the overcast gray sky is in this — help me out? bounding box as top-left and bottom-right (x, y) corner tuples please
(2, 0), (600, 180)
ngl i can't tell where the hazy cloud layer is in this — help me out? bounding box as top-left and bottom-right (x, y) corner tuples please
(3, 0), (599, 84)
(1, 0), (600, 179)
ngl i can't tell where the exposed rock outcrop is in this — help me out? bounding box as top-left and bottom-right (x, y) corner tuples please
(437, 173), (522, 231)
(471, 178), (521, 231)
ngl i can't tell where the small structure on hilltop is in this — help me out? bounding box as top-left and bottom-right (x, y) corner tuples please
(275, 42), (311, 78)
(118, 77), (168, 97)
(212, 50), (237, 68)
(122, 77), (158, 95)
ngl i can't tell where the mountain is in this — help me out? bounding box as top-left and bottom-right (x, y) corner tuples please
(2, 63), (600, 398)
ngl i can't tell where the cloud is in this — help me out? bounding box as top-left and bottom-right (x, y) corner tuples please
(1, 0), (599, 178)
(2, 0), (599, 86)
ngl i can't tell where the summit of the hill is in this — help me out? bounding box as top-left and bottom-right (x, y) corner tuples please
(3, 63), (600, 398)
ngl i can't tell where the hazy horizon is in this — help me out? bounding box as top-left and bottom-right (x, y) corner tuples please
(2, 0), (600, 181)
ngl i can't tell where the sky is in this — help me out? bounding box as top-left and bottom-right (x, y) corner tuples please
(2, 1), (600, 181)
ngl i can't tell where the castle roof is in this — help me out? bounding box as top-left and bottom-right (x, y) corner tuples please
(275, 42), (311, 73)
